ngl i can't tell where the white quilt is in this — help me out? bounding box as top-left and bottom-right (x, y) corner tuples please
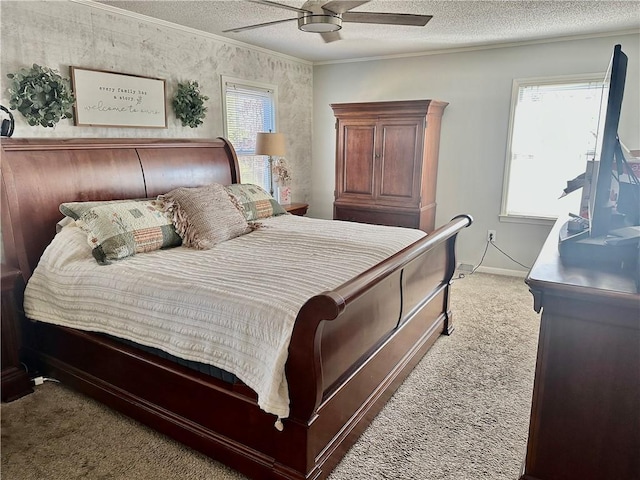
(24, 214), (425, 421)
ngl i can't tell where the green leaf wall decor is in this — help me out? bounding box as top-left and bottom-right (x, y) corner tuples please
(6, 64), (75, 128)
(172, 81), (209, 128)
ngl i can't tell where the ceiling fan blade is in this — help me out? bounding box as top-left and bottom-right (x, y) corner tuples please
(320, 31), (342, 43)
(247, 0), (311, 14)
(223, 17), (297, 33)
(321, 0), (369, 14)
(342, 12), (432, 26)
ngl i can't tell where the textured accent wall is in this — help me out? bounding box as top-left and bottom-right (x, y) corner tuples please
(0, 0), (313, 203)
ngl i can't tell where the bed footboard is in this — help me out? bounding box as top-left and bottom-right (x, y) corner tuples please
(284, 214), (472, 478)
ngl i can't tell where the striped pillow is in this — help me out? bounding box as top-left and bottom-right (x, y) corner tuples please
(76, 198), (181, 264)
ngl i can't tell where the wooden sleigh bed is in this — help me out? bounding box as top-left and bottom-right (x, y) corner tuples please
(1, 137), (472, 480)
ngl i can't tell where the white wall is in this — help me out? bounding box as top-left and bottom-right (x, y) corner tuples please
(0, 0), (313, 204)
(312, 34), (640, 274)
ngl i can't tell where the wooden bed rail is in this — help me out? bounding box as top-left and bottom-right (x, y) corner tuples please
(286, 214), (473, 421)
(322, 214), (473, 311)
(0, 137), (234, 151)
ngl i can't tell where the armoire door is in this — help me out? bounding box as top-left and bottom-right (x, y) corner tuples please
(375, 118), (423, 207)
(335, 120), (376, 202)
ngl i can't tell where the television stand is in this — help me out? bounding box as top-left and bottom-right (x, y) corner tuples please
(522, 217), (640, 480)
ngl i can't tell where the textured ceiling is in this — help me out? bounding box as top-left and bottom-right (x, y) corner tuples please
(93, 0), (640, 63)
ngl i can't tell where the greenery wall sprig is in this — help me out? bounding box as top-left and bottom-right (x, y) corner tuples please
(6, 64), (75, 128)
(172, 81), (209, 128)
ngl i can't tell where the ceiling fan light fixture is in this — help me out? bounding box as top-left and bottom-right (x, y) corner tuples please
(298, 14), (342, 33)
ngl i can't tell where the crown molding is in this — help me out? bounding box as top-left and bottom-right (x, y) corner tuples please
(314, 29), (640, 65)
(71, 0), (313, 66)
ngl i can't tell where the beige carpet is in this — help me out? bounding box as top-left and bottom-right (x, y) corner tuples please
(1, 273), (540, 480)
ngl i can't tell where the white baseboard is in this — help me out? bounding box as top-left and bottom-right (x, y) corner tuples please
(456, 263), (528, 278)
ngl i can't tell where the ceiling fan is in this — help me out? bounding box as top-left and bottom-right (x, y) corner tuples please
(223, 0), (432, 43)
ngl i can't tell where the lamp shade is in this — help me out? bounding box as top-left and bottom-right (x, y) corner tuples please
(255, 132), (286, 156)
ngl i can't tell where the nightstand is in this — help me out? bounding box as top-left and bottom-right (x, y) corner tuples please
(1, 266), (33, 402)
(284, 203), (309, 216)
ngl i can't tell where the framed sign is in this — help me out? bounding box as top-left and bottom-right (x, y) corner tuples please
(70, 67), (167, 128)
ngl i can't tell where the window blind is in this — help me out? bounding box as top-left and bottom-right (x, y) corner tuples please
(518, 81), (603, 103)
(223, 81), (276, 190)
(504, 78), (604, 219)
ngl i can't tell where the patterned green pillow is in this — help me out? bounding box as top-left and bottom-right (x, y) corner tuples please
(75, 199), (182, 264)
(225, 184), (287, 221)
(60, 199), (145, 220)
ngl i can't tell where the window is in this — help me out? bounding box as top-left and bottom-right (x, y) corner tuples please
(222, 76), (277, 190)
(501, 75), (605, 222)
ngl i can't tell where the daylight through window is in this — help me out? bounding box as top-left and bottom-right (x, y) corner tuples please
(502, 76), (605, 220)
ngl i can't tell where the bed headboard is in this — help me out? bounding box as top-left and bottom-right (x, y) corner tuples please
(1, 137), (240, 280)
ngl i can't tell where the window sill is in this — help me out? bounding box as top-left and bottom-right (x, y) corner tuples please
(499, 214), (557, 227)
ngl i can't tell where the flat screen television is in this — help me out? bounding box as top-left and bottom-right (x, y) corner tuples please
(588, 43), (628, 237)
(559, 43), (639, 272)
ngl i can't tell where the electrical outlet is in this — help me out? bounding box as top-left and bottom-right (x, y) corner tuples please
(487, 230), (496, 242)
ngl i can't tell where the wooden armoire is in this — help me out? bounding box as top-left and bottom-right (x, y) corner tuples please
(332, 99), (448, 233)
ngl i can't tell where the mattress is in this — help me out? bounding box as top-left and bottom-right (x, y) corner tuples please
(109, 334), (239, 383)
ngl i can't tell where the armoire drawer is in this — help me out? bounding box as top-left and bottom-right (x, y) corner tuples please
(334, 205), (418, 229)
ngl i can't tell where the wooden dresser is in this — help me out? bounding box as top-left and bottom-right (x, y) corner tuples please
(331, 99), (447, 233)
(522, 218), (639, 480)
